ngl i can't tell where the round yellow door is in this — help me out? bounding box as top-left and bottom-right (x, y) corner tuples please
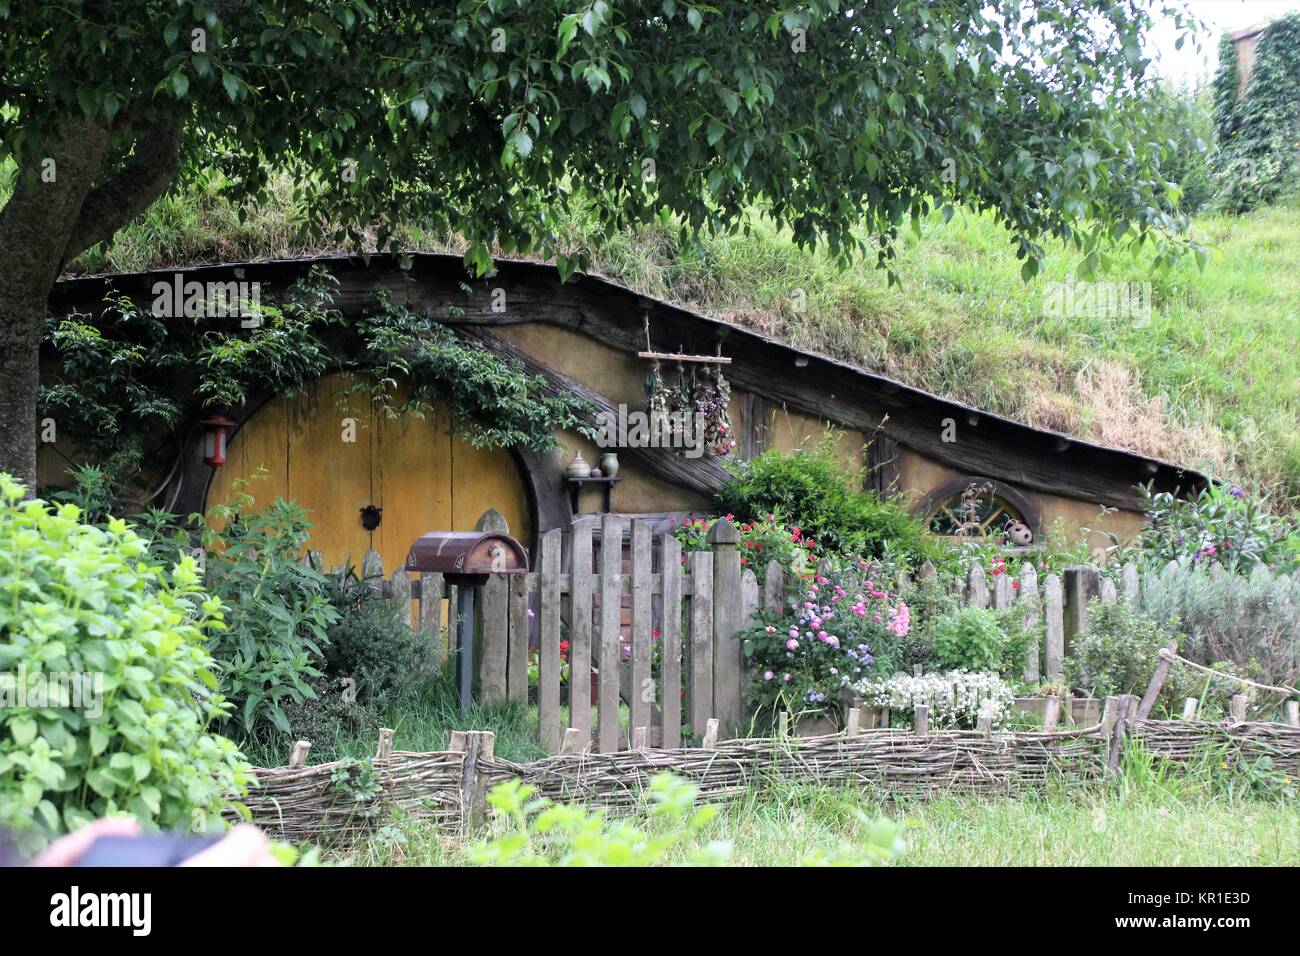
(206, 374), (531, 574)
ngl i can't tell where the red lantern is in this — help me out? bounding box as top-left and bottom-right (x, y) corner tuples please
(200, 416), (235, 470)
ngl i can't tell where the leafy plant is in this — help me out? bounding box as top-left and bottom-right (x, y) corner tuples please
(468, 771), (904, 867)
(321, 562), (435, 708)
(716, 441), (931, 565)
(931, 607), (1007, 672)
(353, 299), (594, 451)
(198, 477), (340, 737)
(1137, 484), (1299, 573)
(674, 512), (815, 584)
(0, 473), (251, 853)
(1064, 600), (1242, 714)
(1213, 755), (1296, 803)
(468, 773), (728, 867)
(1212, 13), (1300, 212)
(1137, 563), (1300, 687)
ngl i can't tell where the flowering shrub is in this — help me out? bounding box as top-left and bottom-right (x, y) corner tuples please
(715, 442), (932, 564)
(743, 566), (908, 715)
(1137, 485), (1300, 574)
(675, 513), (814, 584)
(855, 670), (1016, 730)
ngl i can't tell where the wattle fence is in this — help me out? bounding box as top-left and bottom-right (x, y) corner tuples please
(235, 708), (1300, 844)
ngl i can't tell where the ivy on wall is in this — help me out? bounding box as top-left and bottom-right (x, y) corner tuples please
(1212, 13), (1300, 212)
(39, 268), (593, 503)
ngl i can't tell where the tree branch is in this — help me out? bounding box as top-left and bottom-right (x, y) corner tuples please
(60, 121), (184, 267)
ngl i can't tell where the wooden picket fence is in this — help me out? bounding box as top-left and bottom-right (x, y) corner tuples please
(345, 511), (1289, 757)
(351, 511), (766, 755)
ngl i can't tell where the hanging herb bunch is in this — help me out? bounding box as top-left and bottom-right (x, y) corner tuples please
(643, 356), (735, 457)
(695, 364), (735, 456)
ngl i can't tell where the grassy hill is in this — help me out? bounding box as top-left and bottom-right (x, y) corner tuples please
(58, 175), (1300, 509)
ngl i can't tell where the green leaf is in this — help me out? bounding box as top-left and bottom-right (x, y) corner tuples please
(409, 97), (430, 124)
(10, 718), (36, 747)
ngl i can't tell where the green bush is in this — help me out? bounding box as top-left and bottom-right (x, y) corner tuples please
(322, 564), (435, 707)
(197, 480), (340, 737)
(1137, 564), (1300, 688)
(931, 607), (1007, 672)
(715, 441), (931, 565)
(0, 474), (250, 852)
(279, 673), (382, 748)
(1137, 484), (1299, 574)
(1065, 600), (1241, 714)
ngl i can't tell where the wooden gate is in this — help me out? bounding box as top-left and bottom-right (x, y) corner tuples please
(365, 511), (764, 753)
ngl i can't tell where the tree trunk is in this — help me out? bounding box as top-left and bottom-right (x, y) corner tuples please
(0, 120), (110, 488)
(0, 290), (46, 491)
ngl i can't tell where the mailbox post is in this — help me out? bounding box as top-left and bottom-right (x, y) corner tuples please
(406, 531), (529, 713)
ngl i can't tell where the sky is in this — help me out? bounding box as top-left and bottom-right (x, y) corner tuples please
(1146, 0), (1300, 86)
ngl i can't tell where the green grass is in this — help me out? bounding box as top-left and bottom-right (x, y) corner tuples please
(238, 671), (552, 769)
(346, 746), (1298, 866)
(261, 685), (1297, 867)
(10, 162), (1298, 507)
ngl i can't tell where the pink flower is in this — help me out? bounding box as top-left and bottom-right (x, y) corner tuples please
(765, 625), (776, 634)
(763, 670), (774, 681)
(786, 638), (800, 650)
(886, 602), (910, 637)
(783, 673), (792, 682)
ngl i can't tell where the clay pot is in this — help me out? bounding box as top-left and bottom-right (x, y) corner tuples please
(565, 450), (591, 479)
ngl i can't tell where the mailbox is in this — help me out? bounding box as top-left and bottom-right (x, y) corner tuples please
(405, 531), (528, 582)
(406, 531), (529, 714)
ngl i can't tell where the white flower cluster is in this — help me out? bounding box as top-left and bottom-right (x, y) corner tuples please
(854, 669), (1016, 730)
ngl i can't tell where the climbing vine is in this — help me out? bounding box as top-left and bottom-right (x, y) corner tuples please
(39, 268), (593, 505)
(1212, 14), (1300, 212)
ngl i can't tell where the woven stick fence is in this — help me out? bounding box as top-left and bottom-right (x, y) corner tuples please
(230, 703), (1300, 844)
(479, 724), (1110, 810)
(1128, 719), (1300, 777)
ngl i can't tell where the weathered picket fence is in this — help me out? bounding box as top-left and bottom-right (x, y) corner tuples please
(349, 511), (766, 754)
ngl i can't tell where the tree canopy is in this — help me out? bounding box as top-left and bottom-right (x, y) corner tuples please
(0, 0), (1202, 485)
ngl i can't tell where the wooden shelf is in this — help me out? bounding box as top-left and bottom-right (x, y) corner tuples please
(566, 475), (621, 514)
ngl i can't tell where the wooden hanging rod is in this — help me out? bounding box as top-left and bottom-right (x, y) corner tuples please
(636, 351), (732, 364)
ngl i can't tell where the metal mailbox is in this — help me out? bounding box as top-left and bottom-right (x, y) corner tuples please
(405, 531), (529, 714)
(405, 531), (528, 582)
